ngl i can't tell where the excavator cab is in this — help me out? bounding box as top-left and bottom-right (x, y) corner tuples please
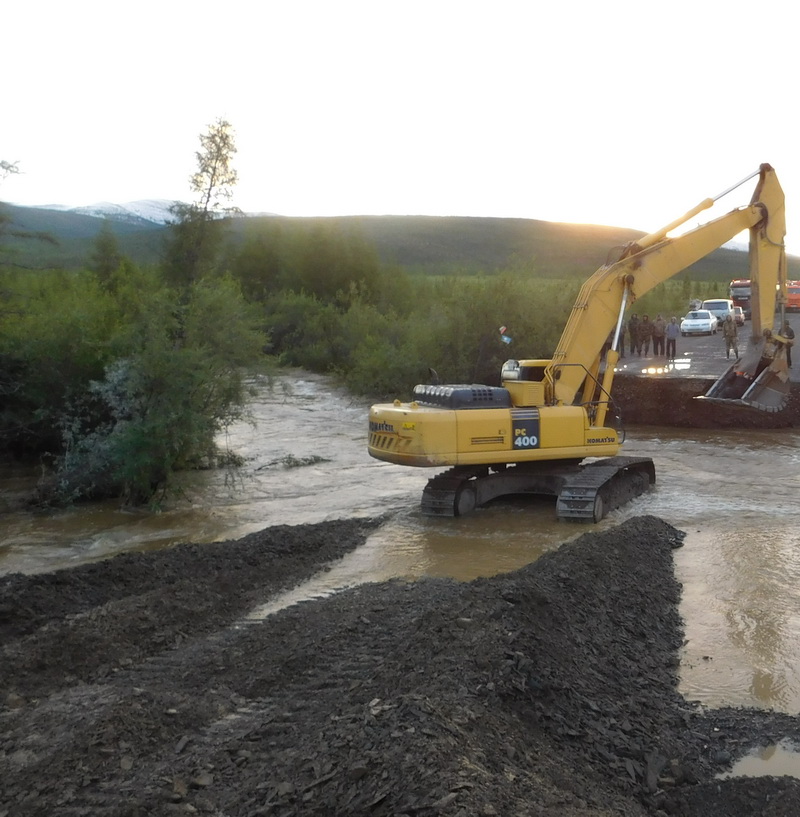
(500, 359), (550, 408)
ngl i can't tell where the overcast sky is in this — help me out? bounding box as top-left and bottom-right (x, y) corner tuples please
(4, 0), (798, 252)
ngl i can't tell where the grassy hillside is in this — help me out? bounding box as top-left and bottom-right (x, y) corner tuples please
(225, 213), (799, 281)
(1, 204), (166, 269)
(234, 215), (647, 277)
(1, 204), (161, 238)
(2, 204), (796, 281)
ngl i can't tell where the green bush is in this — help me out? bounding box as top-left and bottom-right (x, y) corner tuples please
(0, 269), (125, 453)
(0, 266), (265, 504)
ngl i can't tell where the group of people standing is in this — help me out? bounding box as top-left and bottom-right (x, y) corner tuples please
(623, 313), (681, 360)
(605, 309), (796, 369)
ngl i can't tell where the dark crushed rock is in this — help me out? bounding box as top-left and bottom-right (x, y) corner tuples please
(613, 376), (800, 429)
(2, 514), (800, 816)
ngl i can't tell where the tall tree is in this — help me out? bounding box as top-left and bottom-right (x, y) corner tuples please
(89, 219), (125, 287)
(163, 119), (239, 289)
(190, 119), (238, 215)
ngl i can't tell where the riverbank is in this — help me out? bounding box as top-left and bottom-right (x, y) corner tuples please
(613, 375), (800, 429)
(3, 514), (800, 816)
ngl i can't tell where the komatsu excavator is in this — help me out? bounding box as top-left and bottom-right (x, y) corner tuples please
(368, 164), (791, 521)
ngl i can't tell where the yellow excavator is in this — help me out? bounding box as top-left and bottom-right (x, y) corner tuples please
(368, 164), (791, 521)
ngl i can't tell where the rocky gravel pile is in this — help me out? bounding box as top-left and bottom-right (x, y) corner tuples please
(3, 515), (800, 816)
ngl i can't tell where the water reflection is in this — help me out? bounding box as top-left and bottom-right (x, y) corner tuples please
(718, 740), (800, 780)
(613, 356), (692, 375)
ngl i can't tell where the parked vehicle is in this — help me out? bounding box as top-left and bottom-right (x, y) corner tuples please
(733, 306), (745, 325)
(681, 310), (718, 336)
(729, 278), (752, 318)
(701, 298), (735, 325)
(787, 281), (800, 312)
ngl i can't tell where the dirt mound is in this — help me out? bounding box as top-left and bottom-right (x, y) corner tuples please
(612, 376), (800, 429)
(3, 515), (800, 816)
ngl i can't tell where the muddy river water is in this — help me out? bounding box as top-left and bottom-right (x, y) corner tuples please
(2, 370), (800, 722)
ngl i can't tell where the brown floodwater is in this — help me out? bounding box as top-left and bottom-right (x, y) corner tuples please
(2, 370), (800, 721)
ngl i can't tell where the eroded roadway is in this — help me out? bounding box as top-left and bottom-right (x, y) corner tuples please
(613, 313), (799, 382)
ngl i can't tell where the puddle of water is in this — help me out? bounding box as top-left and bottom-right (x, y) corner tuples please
(717, 740), (800, 780)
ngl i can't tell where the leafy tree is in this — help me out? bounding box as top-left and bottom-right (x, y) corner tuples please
(228, 221), (287, 302)
(368, 263), (415, 316)
(190, 119), (239, 214)
(0, 270), (124, 455)
(43, 276), (265, 504)
(89, 220), (125, 286)
(339, 300), (434, 396)
(284, 222), (380, 306)
(263, 291), (345, 370)
(163, 118), (239, 289)
(0, 257), (266, 504)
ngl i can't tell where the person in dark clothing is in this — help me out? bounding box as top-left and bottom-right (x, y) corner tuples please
(637, 315), (654, 357)
(628, 314), (640, 356)
(782, 321), (795, 367)
(722, 314), (738, 359)
(652, 314), (667, 356)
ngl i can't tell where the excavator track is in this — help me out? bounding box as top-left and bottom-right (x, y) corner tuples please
(420, 456), (655, 521)
(555, 456), (655, 521)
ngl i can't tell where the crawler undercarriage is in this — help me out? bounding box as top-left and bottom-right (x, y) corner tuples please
(420, 456), (656, 522)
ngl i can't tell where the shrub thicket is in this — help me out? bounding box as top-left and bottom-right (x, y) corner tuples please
(0, 264), (264, 504)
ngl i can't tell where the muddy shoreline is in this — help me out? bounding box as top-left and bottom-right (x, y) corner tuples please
(3, 515), (800, 816)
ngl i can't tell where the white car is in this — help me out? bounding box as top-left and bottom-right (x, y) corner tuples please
(681, 310), (718, 336)
(701, 298), (735, 325)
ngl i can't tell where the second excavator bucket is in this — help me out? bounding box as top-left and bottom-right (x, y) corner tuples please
(698, 336), (791, 412)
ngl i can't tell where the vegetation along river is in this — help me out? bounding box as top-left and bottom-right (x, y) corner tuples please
(1, 369), (800, 718)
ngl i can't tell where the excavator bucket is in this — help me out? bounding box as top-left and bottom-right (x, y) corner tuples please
(698, 337), (791, 412)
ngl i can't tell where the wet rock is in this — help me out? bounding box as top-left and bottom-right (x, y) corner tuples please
(191, 772), (214, 788)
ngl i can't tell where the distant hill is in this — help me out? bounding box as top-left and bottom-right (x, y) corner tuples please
(2, 203), (797, 281)
(220, 213), (800, 281)
(240, 215), (649, 277)
(1, 203), (168, 268)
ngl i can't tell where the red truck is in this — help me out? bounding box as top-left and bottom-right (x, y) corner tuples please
(732, 277), (800, 313)
(729, 278), (752, 318)
(787, 280), (800, 312)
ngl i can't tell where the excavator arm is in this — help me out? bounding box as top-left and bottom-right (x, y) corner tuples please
(548, 163), (787, 413)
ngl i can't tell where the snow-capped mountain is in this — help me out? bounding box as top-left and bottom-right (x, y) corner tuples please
(32, 199), (181, 226)
(28, 200), (273, 225)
